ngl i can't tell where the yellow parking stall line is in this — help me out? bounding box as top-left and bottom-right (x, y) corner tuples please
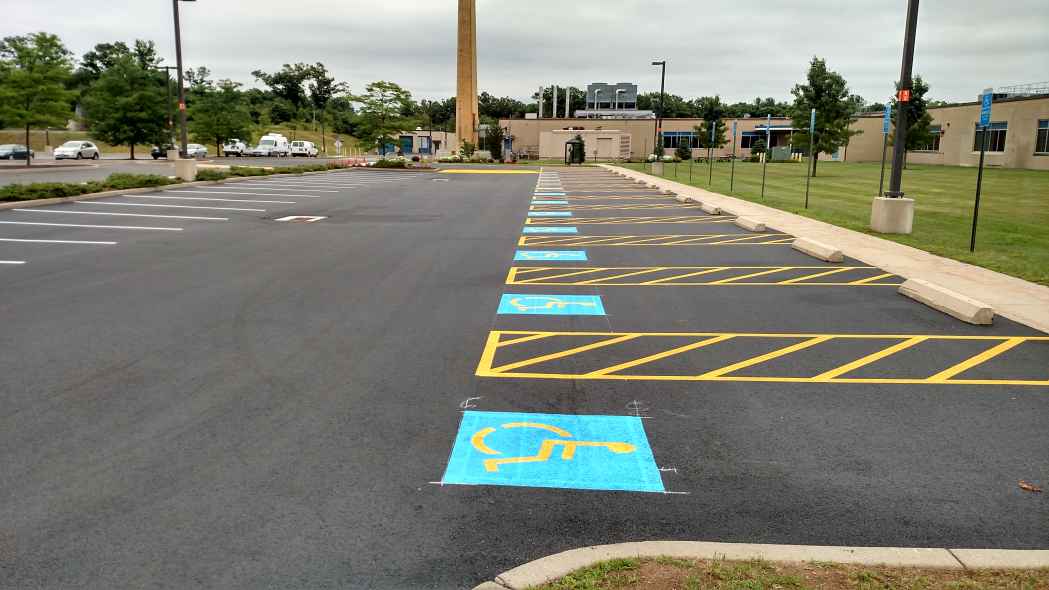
(487, 334), (641, 374)
(511, 267), (610, 284)
(849, 272), (896, 285)
(573, 267), (667, 285)
(585, 335), (735, 376)
(698, 336), (834, 378)
(639, 267), (729, 285)
(811, 336), (930, 381)
(777, 267), (856, 284)
(707, 267), (791, 284)
(495, 332), (556, 348)
(926, 337), (1027, 382)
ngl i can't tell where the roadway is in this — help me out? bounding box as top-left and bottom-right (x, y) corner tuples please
(0, 166), (1045, 589)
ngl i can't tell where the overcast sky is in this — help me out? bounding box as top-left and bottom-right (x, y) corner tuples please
(7, 0), (1048, 104)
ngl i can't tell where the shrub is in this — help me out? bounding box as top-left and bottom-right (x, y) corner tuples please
(373, 159), (407, 168)
(411, 155), (421, 162)
(0, 173), (180, 202)
(195, 169), (230, 181)
(675, 145), (692, 161)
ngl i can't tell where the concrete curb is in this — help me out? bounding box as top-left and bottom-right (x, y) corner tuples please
(700, 203), (722, 215)
(476, 541), (1049, 589)
(899, 278), (995, 324)
(793, 237), (844, 262)
(598, 163), (1049, 333)
(735, 217), (767, 232)
(0, 166), (367, 211)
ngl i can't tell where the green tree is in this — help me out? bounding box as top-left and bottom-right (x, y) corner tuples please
(790, 57), (861, 176)
(72, 39), (160, 95)
(695, 96), (728, 151)
(0, 32), (75, 167)
(251, 63), (312, 112)
(188, 80), (253, 155)
(486, 124), (505, 161)
(306, 63), (348, 154)
(890, 75), (934, 155)
(636, 92), (697, 117)
(352, 81), (412, 156)
(81, 55), (168, 158)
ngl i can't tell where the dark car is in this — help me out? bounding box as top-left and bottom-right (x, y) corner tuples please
(151, 144), (175, 159)
(0, 144), (34, 160)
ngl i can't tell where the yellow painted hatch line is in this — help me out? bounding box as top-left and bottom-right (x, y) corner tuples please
(504, 266), (902, 286)
(476, 330), (1049, 386)
(517, 234), (793, 246)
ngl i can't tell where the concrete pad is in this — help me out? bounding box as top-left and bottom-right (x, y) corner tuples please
(870, 197), (915, 234)
(471, 582), (508, 590)
(700, 203), (721, 215)
(174, 159), (197, 181)
(675, 195), (689, 203)
(735, 217), (767, 232)
(898, 279), (994, 325)
(952, 549), (1049, 569)
(792, 237), (844, 262)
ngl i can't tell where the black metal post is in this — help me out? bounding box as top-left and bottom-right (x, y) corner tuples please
(172, 0), (190, 158)
(877, 131), (888, 197)
(760, 115), (770, 199)
(708, 122), (715, 186)
(885, 0), (920, 198)
(805, 134), (815, 209)
(729, 124), (736, 192)
(970, 126), (988, 251)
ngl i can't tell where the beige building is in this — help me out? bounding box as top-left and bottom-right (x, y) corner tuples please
(845, 94), (1049, 170)
(499, 94), (1049, 169)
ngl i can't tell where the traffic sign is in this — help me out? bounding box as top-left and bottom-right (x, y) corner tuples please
(980, 88), (993, 127)
(883, 104), (892, 134)
(441, 411), (664, 492)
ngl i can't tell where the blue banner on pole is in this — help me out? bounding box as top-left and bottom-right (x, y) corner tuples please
(883, 105), (892, 134)
(979, 89), (993, 127)
(809, 109), (816, 134)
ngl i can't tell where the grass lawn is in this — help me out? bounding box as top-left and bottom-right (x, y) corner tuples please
(620, 160), (1049, 286)
(535, 557), (1049, 590)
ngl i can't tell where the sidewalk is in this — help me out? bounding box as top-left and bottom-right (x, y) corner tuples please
(602, 164), (1049, 334)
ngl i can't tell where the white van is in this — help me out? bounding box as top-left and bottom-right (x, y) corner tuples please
(290, 140), (319, 158)
(248, 133), (290, 157)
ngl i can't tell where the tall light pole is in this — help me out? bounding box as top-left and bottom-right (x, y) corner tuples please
(172, 0), (194, 158)
(651, 61), (666, 156)
(885, 0), (919, 198)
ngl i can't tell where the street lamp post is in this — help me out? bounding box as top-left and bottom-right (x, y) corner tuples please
(651, 61), (666, 157)
(172, 0), (195, 158)
(885, 0), (919, 198)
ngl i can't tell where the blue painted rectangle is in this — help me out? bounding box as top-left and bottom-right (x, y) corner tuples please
(534, 192), (566, 196)
(497, 293), (605, 315)
(442, 411), (664, 493)
(523, 227), (578, 234)
(980, 90), (993, 127)
(532, 200), (569, 204)
(882, 105), (892, 134)
(514, 250), (587, 261)
(528, 211), (572, 218)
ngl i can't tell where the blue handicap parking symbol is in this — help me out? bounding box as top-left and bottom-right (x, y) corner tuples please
(531, 200), (569, 204)
(514, 250), (587, 261)
(442, 411), (664, 493)
(497, 293), (605, 315)
(528, 211), (572, 217)
(523, 226), (578, 234)
(534, 192), (566, 196)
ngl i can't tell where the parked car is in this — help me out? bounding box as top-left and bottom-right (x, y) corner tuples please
(290, 140), (319, 157)
(223, 139), (247, 157)
(186, 143), (208, 159)
(248, 133), (290, 157)
(0, 144), (34, 160)
(150, 144), (175, 159)
(54, 140), (100, 160)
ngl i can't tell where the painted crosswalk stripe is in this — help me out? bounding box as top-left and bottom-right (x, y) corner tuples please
(0, 221), (182, 231)
(82, 202), (264, 212)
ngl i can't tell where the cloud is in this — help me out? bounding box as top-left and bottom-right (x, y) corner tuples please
(7, 0), (1048, 103)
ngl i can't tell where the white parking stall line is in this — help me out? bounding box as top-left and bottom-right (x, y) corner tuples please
(0, 238), (117, 245)
(163, 190), (320, 199)
(13, 209), (228, 221)
(0, 260), (27, 265)
(0, 221), (182, 231)
(81, 202), (265, 212)
(242, 182), (353, 189)
(189, 186), (337, 193)
(125, 195), (295, 204)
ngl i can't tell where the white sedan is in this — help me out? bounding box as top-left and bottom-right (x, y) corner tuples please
(186, 144), (208, 159)
(54, 141), (101, 160)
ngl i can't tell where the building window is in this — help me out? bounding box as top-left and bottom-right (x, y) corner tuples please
(740, 132), (758, 149)
(915, 125), (942, 151)
(973, 122), (1007, 152)
(662, 132), (697, 149)
(1037, 120), (1049, 154)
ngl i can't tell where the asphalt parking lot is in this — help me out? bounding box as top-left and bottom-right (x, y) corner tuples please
(1, 166), (1045, 589)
